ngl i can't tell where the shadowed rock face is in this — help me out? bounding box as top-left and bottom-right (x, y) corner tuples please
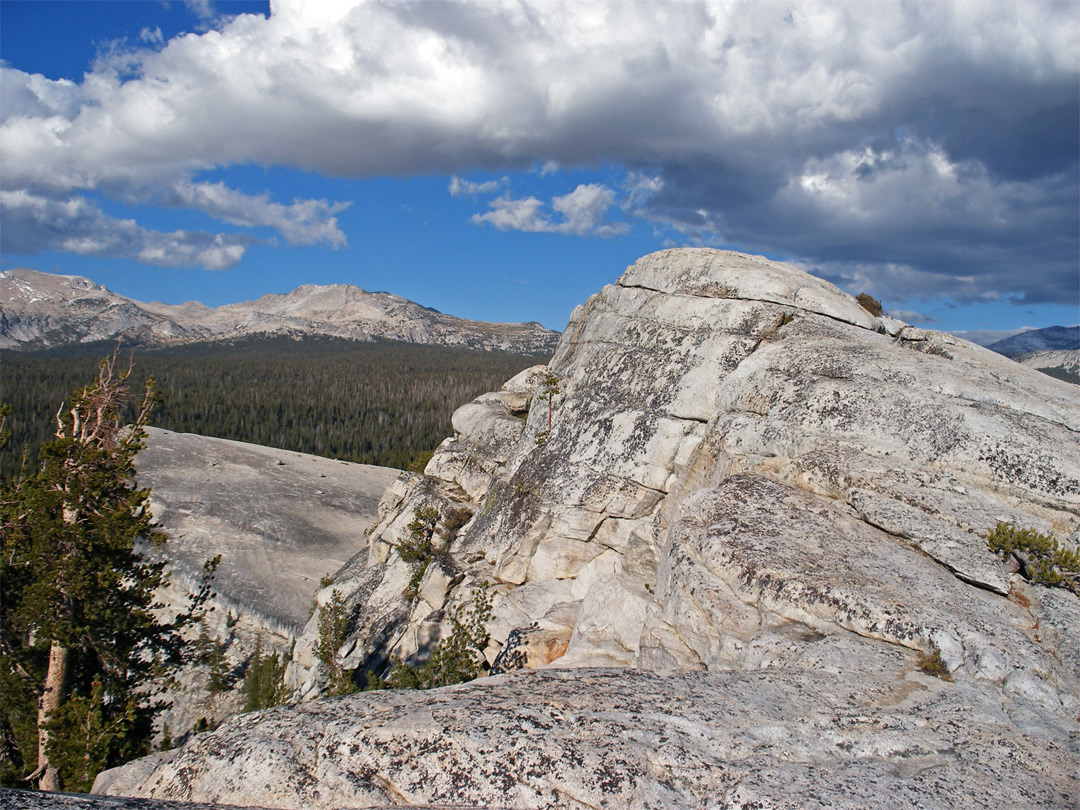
(100, 249), (1080, 808)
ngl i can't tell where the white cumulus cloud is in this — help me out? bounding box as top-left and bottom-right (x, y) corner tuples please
(0, 190), (249, 270)
(471, 195), (549, 233)
(449, 176), (505, 197)
(163, 181), (349, 247)
(471, 183), (627, 237)
(0, 0), (1074, 299)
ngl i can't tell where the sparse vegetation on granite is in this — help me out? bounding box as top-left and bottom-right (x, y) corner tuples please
(856, 292), (883, 316)
(534, 371), (561, 446)
(158, 724), (173, 752)
(916, 647), (953, 681)
(399, 506), (440, 599)
(387, 584), (493, 690)
(406, 449), (435, 472)
(397, 505), (472, 600)
(441, 506), (473, 542)
(316, 590), (356, 696)
(987, 522), (1080, 595)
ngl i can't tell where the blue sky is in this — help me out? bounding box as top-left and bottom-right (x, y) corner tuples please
(1, 0), (1077, 342)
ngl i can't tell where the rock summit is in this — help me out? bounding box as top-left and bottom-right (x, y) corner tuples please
(99, 249), (1080, 809)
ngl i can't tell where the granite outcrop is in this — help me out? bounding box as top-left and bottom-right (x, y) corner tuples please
(134, 428), (397, 743)
(100, 249), (1080, 808)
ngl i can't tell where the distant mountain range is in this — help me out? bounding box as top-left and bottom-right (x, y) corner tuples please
(0, 268), (559, 354)
(986, 325), (1079, 355)
(983, 325), (1079, 385)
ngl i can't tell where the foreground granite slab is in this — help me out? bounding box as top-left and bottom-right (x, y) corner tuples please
(97, 666), (1078, 809)
(1, 789), (498, 810)
(0, 789), (261, 809)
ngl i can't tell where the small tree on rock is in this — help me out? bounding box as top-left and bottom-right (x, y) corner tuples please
(388, 583), (493, 690)
(315, 590), (355, 696)
(240, 636), (287, 712)
(856, 293), (883, 317)
(194, 622), (232, 695)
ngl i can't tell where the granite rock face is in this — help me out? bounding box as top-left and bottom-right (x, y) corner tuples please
(101, 249), (1080, 808)
(138, 427), (397, 632)
(99, 666), (1078, 810)
(135, 427), (397, 742)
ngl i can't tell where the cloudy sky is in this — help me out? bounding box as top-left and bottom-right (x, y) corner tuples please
(1, 0), (1077, 340)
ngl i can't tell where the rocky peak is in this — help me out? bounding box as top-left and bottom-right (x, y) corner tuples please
(616, 248), (887, 329)
(0, 269), (559, 353)
(99, 248), (1079, 809)
(0, 267), (115, 305)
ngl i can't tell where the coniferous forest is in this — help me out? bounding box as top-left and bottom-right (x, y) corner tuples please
(1, 336), (549, 481)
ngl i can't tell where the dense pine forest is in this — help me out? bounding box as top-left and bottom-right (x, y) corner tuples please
(1, 336), (548, 480)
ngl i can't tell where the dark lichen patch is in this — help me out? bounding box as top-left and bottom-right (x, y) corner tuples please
(977, 440), (1080, 498)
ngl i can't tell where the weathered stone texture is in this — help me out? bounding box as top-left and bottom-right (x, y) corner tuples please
(101, 248), (1080, 808)
(101, 668), (1077, 809)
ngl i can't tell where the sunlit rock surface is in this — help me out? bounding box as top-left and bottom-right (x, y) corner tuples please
(101, 249), (1080, 808)
(136, 427), (398, 743)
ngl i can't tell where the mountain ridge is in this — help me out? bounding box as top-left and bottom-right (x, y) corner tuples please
(0, 267), (558, 354)
(987, 324), (1079, 355)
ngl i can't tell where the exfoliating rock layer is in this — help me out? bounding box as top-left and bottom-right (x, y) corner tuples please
(99, 249), (1080, 809)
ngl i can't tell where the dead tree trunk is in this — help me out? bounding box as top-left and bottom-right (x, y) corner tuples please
(36, 640), (70, 791)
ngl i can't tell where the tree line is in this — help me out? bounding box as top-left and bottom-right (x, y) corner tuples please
(1, 336), (547, 480)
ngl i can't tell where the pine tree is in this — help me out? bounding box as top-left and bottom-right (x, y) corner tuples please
(194, 622), (231, 695)
(0, 352), (213, 791)
(387, 584), (492, 690)
(315, 590), (355, 696)
(240, 636), (287, 712)
(158, 723), (173, 752)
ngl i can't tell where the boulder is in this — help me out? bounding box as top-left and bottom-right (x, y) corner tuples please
(99, 666), (1077, 809)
